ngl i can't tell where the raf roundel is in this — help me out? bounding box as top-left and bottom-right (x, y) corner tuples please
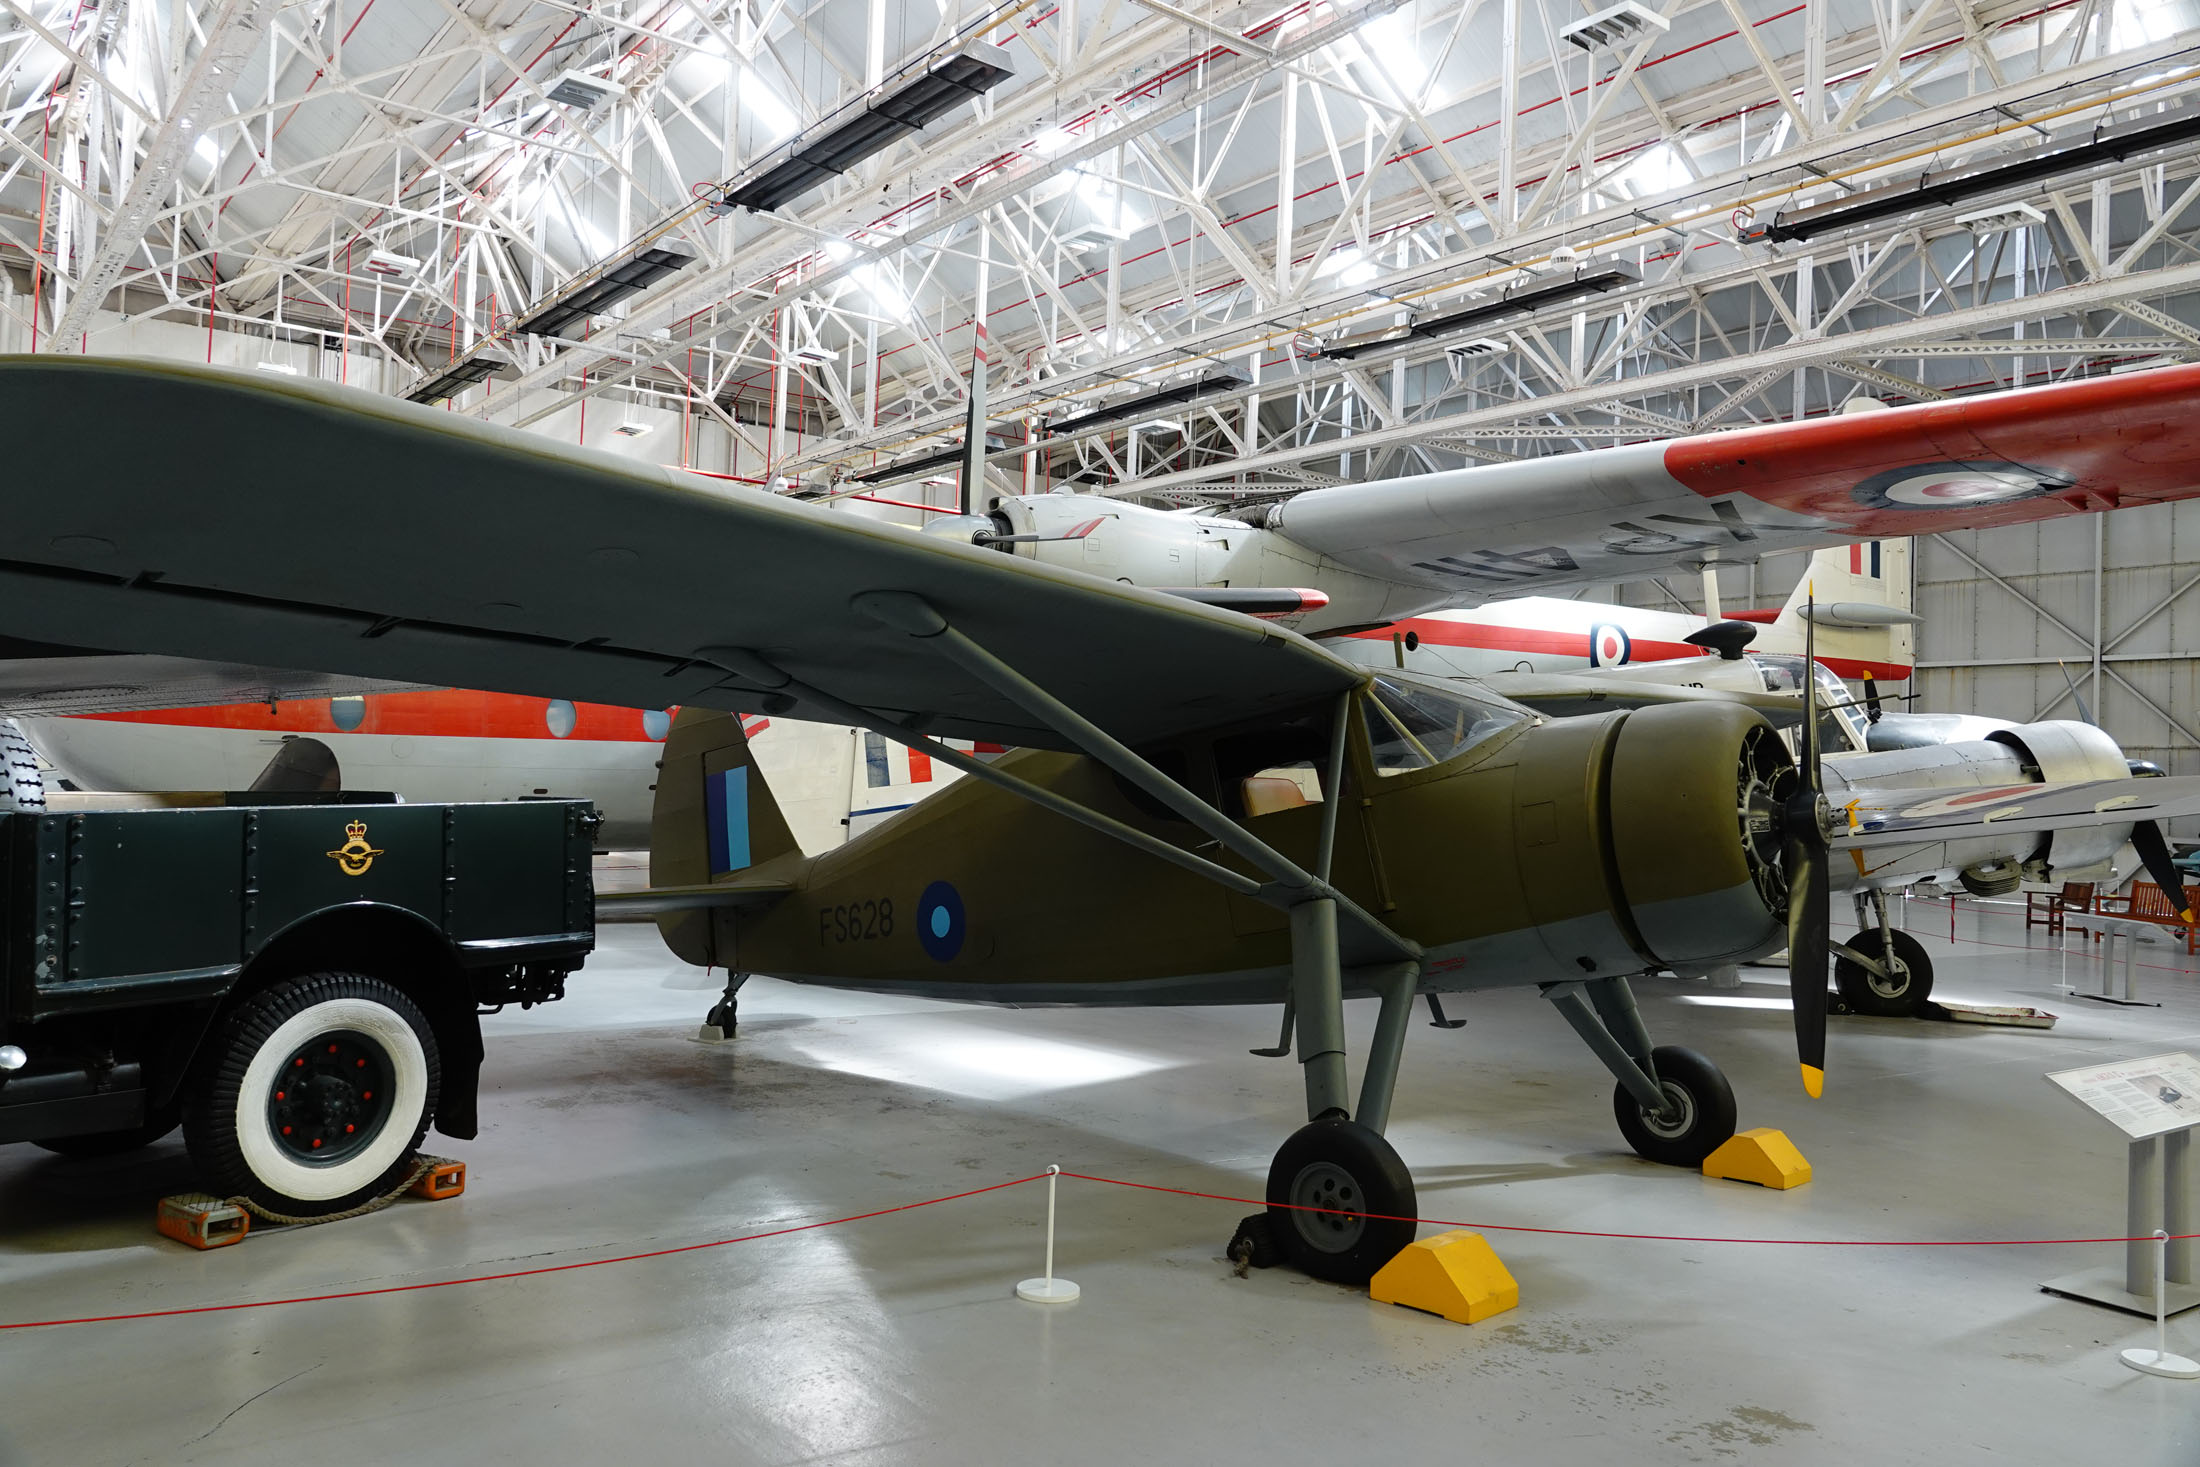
(916, 881), (966, 963)
(1850, 460), (2069, 513)
(1588, 622), (1632, 668)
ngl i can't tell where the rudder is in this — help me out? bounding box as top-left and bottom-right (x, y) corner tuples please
(651, 708), (801, 964)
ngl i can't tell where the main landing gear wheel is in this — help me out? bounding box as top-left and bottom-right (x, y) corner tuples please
(1612, 1046), (1737, 1168)
(1834, 927), (1935, 1018)
(1264, 1119), (1418, 1285)
(182, 972), (440, 1217)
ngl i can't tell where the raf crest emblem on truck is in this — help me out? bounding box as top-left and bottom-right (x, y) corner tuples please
(326, 820), (385, 877)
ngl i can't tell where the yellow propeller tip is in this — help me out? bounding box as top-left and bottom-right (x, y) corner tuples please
(1800, 1064), (1824, 1099)
(2182, 909), (2195, 924)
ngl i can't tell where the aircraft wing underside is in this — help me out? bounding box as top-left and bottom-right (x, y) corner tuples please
(0, 646), (424, 717)
(0, 357), (1362, 749)
(1267, 363), (2200, 598)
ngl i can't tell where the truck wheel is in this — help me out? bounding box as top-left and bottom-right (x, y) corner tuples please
(183, 973), (440, 1216)
(0, 717), (45, 812)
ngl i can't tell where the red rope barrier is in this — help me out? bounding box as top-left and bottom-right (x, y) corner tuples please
(1059, 1172), (2200, 1248)
(0, 1172), (1052, 1333)
(8, 1163), (2196, 1333)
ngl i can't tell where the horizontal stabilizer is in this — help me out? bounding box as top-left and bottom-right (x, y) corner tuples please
(595, 879), (795, 918)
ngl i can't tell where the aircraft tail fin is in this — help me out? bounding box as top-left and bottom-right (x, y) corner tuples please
(1769, 540), (1916, 678)
(650, 707), (804, 966)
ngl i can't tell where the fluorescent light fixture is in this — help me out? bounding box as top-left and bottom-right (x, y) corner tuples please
(1076, 171), (1141, 239)
(1046, 370), (1250, 436)
(1444, 336), (1508, 362)
(547, 70), (623, 109)
(1028, 126), (1081, 157)
(404, 347), (513, 405)
(364, 250), (421, 279)
(791, 345), (837, 366)
(511, 238), (698, 340)
(1751, 100), (2200, 244)
(1134, 418), (1185, 433)
(850, 433), (1011, 485)
(1954, 200), (2046, 232)
(611, 420), (652, 437)
(1321, 263), (1639, 361)
(716, 47), (1014, 213)
(1561, 0), (1669, 51)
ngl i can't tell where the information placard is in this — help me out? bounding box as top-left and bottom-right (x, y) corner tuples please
(2048, 1053), (2200, 1139)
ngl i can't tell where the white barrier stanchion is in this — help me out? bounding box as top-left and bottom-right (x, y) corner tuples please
(1016, 1165), (1080, 1303)
(2122, 1230), (2200, 1379)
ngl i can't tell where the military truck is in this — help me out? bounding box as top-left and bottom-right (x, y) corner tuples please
(0, 795), (595, 1216)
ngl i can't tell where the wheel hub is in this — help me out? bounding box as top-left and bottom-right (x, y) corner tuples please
(1288, 1161), (1367, 1253)
(266, 1030), (394, 1165)
(1638, 1079), (1697, 1141)
(1867, 962), (1910, 998)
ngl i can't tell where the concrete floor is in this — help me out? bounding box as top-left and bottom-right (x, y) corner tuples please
(3, 897), (2198, 1465)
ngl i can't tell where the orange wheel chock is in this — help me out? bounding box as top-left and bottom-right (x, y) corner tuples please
(410, 1155), (466, 1200)
(156, 1194), (250, 1250)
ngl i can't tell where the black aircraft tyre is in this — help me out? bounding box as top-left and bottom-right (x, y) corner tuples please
(33, 1108), (180, 1158)
(1612, 1046), (1737, 1168)
(1264, 1119), (1418, 1285)
(1833, 927), (1935, 1017)
(183, 973), (440, 1216)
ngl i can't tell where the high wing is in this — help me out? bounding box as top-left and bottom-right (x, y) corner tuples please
(0, 640), (421, 716)
(0, 357), (1361, 748)
(1483, 670), (1806, 727)
(1266, 364), (2200, 597)
(1834, 777), (2200, 847)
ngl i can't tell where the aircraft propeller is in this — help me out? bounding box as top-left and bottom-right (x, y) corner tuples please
(1783, 591), (1832, 1099)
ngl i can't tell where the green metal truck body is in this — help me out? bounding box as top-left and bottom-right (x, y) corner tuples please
(0, 798), (595, 1166)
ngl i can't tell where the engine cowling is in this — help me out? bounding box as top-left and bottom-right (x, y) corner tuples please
(1507, 702), (1788, 979)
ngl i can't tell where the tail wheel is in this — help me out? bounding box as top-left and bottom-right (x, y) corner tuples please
(1834, 927), (1935, 1017)
(1264, 1119), (1418, 1285)
(1613, 1046), (1737, 1168)
(183, 973), (439, 1216)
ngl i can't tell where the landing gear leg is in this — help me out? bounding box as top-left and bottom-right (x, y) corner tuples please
(1832, 892), (1935, 1018)
(1544, 977), (1737, 1168)
(1249, 903), (1423, 1286)
(695, 971), (751, 1044)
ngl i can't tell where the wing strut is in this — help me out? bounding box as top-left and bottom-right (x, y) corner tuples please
(711, 592), (1425, 1132)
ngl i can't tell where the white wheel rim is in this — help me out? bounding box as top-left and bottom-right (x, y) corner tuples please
(235, 996), (428, 1202)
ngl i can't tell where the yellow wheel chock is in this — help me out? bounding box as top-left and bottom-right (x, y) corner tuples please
(1700, 1128), (1812, 1189)
(1368, 1229), (1519, 1324)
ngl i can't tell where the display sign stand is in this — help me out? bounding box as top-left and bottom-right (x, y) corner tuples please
(2044, 1055), (2200, 1317)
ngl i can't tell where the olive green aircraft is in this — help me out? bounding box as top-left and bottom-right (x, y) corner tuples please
(10, 355), (2200, 1285)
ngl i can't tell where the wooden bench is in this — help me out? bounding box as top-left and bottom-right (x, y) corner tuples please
(2026, 882), (2095, 937)
(2084, 880), (2200, 954)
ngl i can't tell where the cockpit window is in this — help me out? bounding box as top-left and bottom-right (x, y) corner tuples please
(1362, 675), (1530, 776)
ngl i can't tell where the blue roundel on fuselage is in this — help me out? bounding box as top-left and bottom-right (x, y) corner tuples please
(917, 881), (965, 962)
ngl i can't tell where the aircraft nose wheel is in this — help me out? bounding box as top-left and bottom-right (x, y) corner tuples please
(1263, 1119), (1418, 1284)
(1833, 928), (1935, 1017)
(1612, 1046), (1736, 1168)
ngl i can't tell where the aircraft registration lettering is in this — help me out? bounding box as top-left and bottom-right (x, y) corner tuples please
(820, 899), (894, 944)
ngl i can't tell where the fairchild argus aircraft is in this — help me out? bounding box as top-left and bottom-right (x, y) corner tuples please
(8, 354), (2200, 1285)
